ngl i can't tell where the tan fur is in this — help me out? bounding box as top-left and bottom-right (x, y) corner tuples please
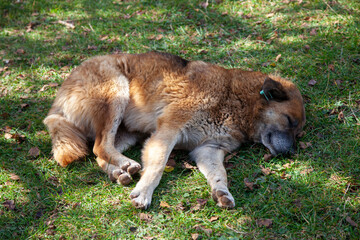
(44, 52), (305, 209)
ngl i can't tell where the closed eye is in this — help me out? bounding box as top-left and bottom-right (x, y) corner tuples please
(285, 115), (298, 128)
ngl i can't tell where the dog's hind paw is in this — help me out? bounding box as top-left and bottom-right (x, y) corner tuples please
(108, 168), (132, 185)
(121, 161), (142, 175)
(212, 189), (235, 208)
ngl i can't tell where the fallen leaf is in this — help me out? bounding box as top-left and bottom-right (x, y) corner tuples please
(310, 28), (317, 36)
(10, 173), (20, 181)
(16, 49), (25, 55)
(160, 201), (171, 208)
(209, 216), (219, 222)
(123, 14), (131, 19)
(182, 162), (197, 170)
(244, 178), (254, 190)
(299, 141), (311, 149)
(264, 154), (272, 161)
(20, 103), (29, 109)
(164, 165), (174, 172)
(191, 233), (202, 240)
(346, 216), (358, 227)
(200, 1), (209, 8)
(38, 85), (49, 92)
(308, 79), (317, 86)
(334, 79), (342, 88)
(257, 218), (273, 227)
(297, 131), (306, 138)
(155, 34), (163, 40)
(196, 198), (208, 207)
(328, 64), (335, 72)
(139, 213), (153, 222)
(280, 172), (291, 179)
(300, 168), (313, 175)
(87, 45), (98, 50)
(3, 200), (15, 210)
(260, 165), (273, 175)
(49, 82), (59, 87)
(4, 133), (12, 139)
(338, 111), (344, 121)
(57, 20), (75, 29)
(275, 54), (282, 62)
(303, 45), (310, 51)
(224, 151), (238, 163)
(28, 147), (40, 158)
(283, 163), (292, 169)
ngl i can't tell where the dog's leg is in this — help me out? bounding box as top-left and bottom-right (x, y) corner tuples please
(129, 127), (180, 209)
(191, 145), (235, 208)
(92, 76), (141, 185)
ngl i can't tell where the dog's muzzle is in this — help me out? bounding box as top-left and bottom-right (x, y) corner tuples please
(261, 130), (295, 156)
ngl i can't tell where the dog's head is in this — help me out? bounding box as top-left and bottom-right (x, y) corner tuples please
(254, 76), (306, 156)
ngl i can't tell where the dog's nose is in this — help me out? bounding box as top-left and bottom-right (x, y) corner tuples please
(271, 131), (295, 155)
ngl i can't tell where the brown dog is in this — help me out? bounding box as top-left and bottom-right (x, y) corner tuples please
(44, 52), (305, 209)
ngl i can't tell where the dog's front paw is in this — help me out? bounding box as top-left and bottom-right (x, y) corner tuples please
(129, 190), (152, 209)
(212, 189), (235, 208)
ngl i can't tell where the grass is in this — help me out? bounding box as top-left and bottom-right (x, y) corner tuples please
(1, 0), (359, 239)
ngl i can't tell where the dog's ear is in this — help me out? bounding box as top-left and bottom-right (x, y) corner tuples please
(260, 77), (289, 102)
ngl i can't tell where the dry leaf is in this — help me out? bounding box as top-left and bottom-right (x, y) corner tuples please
(297, 131), (306, 138)
(182, 162), (197, 170)
(257, 218), (273, 227)
(280, 172), (291, 179)
(224, 151), (238, 163)
(10, 173), (20, 181)
(87, 45), (98, 50)
(49, 82), (59, 87)
(4, 133), (12, 139)
(3, 200), (15, 210)
(57, 20), (75, 29)
(310, 28), (317, 36)
(308, 79), (317, 86)
(264, 154), (272, 161)
(300, 168), (313, 175)
(139, 213), (153, 222)
(16, 49), (25, 55)
(244, 178), (254, 190)
(338, 111), (344, 121)
(39, 84), (49, 92)
(260, 165), (273, 175)
(328, 64), (335, 72)
(346, 216), (358, 227)
(20, 103), (29, 109)
(160, 201), (170, 208)
(28, 147), (40, 158)
(209, 216), (219, 222)
(303, 44), (310, 51)
(155, 34), (163, 40)
(299, 142), (312, 149)
(191, 233), (201, 240)
(196, 198), (208, 207)
(200, 1), (209, 8)
(275, 54), (282, 62)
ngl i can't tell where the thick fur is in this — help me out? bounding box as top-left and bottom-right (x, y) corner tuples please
(44, 52), (305, 209)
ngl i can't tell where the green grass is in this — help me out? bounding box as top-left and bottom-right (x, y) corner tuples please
(1, 0), (359, 239)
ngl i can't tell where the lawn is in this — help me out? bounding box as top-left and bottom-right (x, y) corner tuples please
(0, 0), (359, 239)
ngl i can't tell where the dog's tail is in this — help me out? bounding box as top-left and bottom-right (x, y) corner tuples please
(43, 114), (88, 167)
